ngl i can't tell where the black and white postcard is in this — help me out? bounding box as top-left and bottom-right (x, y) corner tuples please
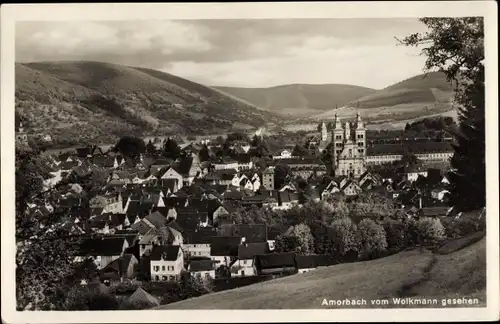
(1, 1), (498, 323)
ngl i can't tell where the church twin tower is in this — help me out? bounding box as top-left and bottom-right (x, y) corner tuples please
(320, 113), (366, 178)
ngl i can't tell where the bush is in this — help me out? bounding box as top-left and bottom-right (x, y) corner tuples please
(64, 286), (120, 310)
(120, 299), (156, 310)
(275, 223), (315, 255)
(443, 216), (486, 239)
(412, 217), (446, 247)
(382, 218), (407, 251)
(329, 217), (359, 259)
(357, 219), (388, 260)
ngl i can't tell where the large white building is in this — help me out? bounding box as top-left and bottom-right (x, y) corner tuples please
(317, 113), (454, 175)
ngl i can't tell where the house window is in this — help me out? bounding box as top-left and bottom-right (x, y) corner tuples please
(154, 266), (159, 272)
(169, 275), (175, 281)
(155, 275), (159, 281)
(336, 135), (342, 140)
(162, 266), (165, 271)
(243, 260), (247, 265)
(241, 270), (245, 276)
(193, 244), (197, 248)
(162, 276), (167, 280)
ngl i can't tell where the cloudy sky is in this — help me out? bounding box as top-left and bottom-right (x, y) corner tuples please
(16, 18), (430, 89)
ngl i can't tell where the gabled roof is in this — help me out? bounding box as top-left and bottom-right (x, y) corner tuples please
(222, 189), (244, 200)
(278, 191), (300, 204)
(174, 208), (205, 231)
(210, 236), (241, 256)
(170, 157), (195, 175)
(295, 254), (339, 269)
(188, 198), (221, 216)
(91, 155), (115, 168)
(184, 227), (217, 244)
(79, 237), (125, 256)
(125, 201), (154, 222)
(127, 287), (160, 307)
(157, 178), (178, 192)
(144, 211), (167, 229)
(139, 226), (181, 245)
(220, 224), (268, 243)
(238, 242), (270, 260)
(100, 253), (137, 278)
(131, 219), (155, 235)
(419, 206), (450, 217)
(189, 259), (216, 272)
(255, 253), (296, 269)
(150, 245), (181, 261)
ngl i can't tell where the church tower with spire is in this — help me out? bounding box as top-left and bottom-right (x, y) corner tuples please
(320, 121), (328, 142)
(330, 112), (366, 178)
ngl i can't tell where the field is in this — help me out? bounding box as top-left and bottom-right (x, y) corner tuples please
(157, 236), (485, 309)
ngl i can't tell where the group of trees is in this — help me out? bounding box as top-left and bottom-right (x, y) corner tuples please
(224, 192), (450, 262)
(64, 274), (213, 310)
(404, 116), (458, 134)
(400, 17), (485, 212)
(15, 147), (93, 310)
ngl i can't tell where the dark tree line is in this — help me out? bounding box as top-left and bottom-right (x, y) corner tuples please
(401, 17), (485, 211)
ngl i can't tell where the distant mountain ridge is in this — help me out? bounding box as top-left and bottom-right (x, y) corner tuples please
(15, 61), (282, 147)
(215, 83), (376, 117)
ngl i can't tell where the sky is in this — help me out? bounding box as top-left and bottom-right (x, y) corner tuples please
(16, 18), (430, 89)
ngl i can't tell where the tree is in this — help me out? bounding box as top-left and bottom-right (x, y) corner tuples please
(292, 143), (309, 157)
(198, 144), (211, 162)
(329, 217), (359, 260)
(357, 218), (388, 260)
(114, 136), (146, 160)
(64, 286), (119, 310)
(163, 137), (181, 160)
(348, 192), (396, 220)
(274, 164), (291, 189)
(415, 217), (447, 246)
(400, 148), (419, 166)
(321, 143), (335, 175)
(400, 18), (485, 211)
(382, 218), (407, 251)
(326, 193), (350, 220)
(16, 148), (85, 310)
(275, 223), (315, 254)
(145, 140), (156, 155)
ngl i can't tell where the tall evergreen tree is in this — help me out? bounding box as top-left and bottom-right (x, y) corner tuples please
(401, 18), (485, 211)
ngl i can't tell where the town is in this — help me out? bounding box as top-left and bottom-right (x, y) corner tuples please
(10, 15), (488, 315)
(15, 112), (483, 310)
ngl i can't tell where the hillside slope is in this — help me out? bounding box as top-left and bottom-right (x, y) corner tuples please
(349, 71), (454, 109)
(15, 61), (281, 147)
(215, 84), (375, 117)
(307, 72), (456, 126)
(157, 237), (485, 309)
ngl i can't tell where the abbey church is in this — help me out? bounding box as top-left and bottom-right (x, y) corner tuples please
(318, 113), (367, 178)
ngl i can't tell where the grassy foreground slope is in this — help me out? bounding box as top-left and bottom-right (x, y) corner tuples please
(157, 237), (485, 309)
